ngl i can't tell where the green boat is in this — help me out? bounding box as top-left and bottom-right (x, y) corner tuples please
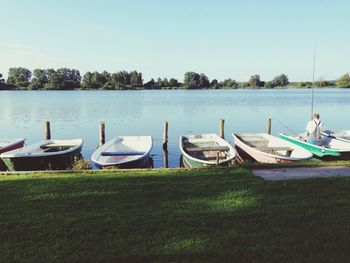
(279, 133), (350, 160)
(179, 134), (236, 168)
(0, 139), (83, 171)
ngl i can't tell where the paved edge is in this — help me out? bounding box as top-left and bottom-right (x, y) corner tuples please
(252, 166), (350, 181)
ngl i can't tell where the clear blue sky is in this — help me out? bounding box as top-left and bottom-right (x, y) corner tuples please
(0, 0), (349, 82)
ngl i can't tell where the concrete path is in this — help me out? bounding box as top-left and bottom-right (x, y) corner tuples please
(252, 166), (350, 181)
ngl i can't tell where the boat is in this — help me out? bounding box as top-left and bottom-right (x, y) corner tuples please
(0, 138), (25, 171)
(0, 139), (83, 171)
(279, 133), (350, 160)
(322, 130), (350, 143)
(91, 136), (153, 169)
(179, 133), (236, 168)
(233, 133), (313, 163)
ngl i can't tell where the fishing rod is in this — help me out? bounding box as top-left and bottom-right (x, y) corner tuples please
(273, 118), (299, 136)
(311, 42), (317, 119)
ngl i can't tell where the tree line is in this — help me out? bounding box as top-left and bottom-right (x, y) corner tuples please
(1, 67), (350, 90)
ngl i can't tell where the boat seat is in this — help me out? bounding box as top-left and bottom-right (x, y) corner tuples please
(254, 146), (293, 156)
(186, 146), (230, 152)
(101, 151), (145, 156)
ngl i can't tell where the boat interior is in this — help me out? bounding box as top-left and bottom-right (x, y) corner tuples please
(237, 134), (294, 157)
(183, 137), (230, 161)
(39, 143), (77, 153)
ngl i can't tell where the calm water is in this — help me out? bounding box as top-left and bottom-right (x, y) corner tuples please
(1, 89), (350, 168)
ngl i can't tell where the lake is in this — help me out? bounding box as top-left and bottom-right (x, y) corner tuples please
(1, 88), (350, 168)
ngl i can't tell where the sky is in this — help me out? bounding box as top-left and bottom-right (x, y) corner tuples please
(0, 0), (349, 82)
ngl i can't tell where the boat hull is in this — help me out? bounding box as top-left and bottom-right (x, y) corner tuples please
(94, 154), (153, 169)
(1, 146), (83, 171)
(279, 134), (349, 160)
(234, 144), (297, 164)
(181, 154), (232, 168)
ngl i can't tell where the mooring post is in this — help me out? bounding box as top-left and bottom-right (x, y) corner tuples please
(219, 119), (225, 139)
(163, 149), (169, 168)
(99, 122), (105, 145)
(45, 121), (51, 140)
(163, 121), (168, 150)
(267, 118), (272, 135)
(216, 151), (220, 166)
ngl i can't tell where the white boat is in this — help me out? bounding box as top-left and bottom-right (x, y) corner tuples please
(91, 136), (153, 169)
(180, 133), (236, 168)
(233, 133), (313, 163)
(0, 139), (83, 171)
(323, 130), (350, 143)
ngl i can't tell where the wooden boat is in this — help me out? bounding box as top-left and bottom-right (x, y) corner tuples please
(322, 130), (350, 143)
(0, 138), (25, 171)
(233, 133), (313, 163)
(179, 133), (236, 168)
(0, 139), (83, 171)
(279, 133), (350, 160)
(91, 136), (153, 169)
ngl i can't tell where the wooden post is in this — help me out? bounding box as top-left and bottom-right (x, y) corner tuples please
(163, 121), (168, 150)
(163, 149), (169, 168)
(99, 122), (105, 145)
(219, 119), (225, 139)
(45, 121), (51, 140)
(267, 118), (272, 135)
(216, 151), (220, 166)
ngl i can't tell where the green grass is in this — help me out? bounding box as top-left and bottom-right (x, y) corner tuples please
(1, 167), (350, 262)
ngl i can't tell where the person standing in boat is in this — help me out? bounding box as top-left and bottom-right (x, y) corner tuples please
(305, 113), (325, 145)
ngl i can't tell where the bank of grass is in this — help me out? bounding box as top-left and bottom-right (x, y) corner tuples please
(1, 167), (350, 262)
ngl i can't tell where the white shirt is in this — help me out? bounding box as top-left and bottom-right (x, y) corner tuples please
(305, 119), (324, 141)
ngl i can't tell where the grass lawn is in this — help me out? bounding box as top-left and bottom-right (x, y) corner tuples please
(0, 167), (350, 262)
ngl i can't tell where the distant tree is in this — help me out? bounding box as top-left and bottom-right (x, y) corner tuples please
(0, 73), (12, 90)
(295, 81), (312, 88)
(82, 71), (94, 89)
(56, 68), (81, 89)
(162, 78), (169, 87)
(30, 69), (49, 90)
(155, 77), (163, 89)
(183, 72), (209, 89)
(144, 78), (156, 89)
(248, 74), (262, 87)
(101, 71), (110, 83)
(272, 74), (289, 87)
(199, 73), (210, 88)
(239, 82), (250, 88)
(43, 68), (81, 90)
(210, 79), (220, 89)
(130, 70), (143, 87)
(315, 80), (332, 88)
(183, 72), (200, 89)
(336, 73), (350, 88)
(7, 67), (32, 87)
(264, 81), (275, 89)
(168, 78), (179, 87)
(221, 78), (238, 88)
